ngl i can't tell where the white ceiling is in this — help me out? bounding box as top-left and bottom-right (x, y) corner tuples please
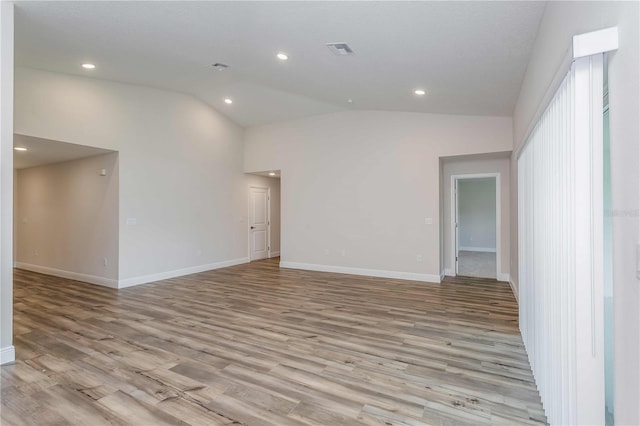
(14, 1), (546, 127)
(14, 134), (115, 169)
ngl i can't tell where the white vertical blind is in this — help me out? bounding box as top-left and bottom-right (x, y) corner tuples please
(518, 54), (604, 425)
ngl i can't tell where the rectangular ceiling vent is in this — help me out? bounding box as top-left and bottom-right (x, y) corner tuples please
(326, 42), (354, 56)
(211, 63), (229, 71)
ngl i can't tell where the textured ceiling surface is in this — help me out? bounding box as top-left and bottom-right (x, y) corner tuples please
(15, 1), (546, 126)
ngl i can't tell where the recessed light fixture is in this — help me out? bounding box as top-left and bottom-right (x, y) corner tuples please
(347, 98), (353, 104)
(82, 63), (96, 69)
(224, 98), (233, 104)
(414, 89), (426, 96)
(276, 52), (289, 61)
(14, 147), (27, 151)
(268, 172), (276, 176)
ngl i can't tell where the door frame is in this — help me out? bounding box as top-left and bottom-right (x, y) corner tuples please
(450, 173), (501, 279)
(248, 186), (271, 262)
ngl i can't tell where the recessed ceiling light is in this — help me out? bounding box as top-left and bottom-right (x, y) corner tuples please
(224, 98), (233, 104)
(414, 89), (426, 96)
(276, 52), (288, 61)
(14, 147), (27, 151)
(347, 98), (353, 104)
(268, 172), (276, 176)
(82, 63), (96, 69)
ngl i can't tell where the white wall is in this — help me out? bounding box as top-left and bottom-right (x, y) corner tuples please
(441, 157), (510, 281)
(0, 1), (14, 364)
(14, 67), (248, 286)
(15, 153), (119, 286)
(512, 2), (640, 423)
(245, 174), (281, 255)
(245, 111), (512, 281)
(457, 178), (496, 251)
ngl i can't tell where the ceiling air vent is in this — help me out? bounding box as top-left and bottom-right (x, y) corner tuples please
(211, 63), (229, 71)
(326, 42), (354, 56)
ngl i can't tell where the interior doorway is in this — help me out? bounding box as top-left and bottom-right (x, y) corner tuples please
(13, 134), (119, 287)
(246, 171), (281, 262)
(451, 174), (500, 279)
(248, 186), (269, 261)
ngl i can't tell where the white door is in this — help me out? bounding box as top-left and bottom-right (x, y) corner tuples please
(454, 178), (459, 274)
(249, 187), (269, 261)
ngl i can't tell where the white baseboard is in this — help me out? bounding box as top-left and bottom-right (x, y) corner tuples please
(269, 251), (280, 258)
(279, 261), (441, 283)
(509, 279), (519, 302)
(118, 257), (249, 288)
(444, 268), (455, 277)
(14, 262), (119, 288)
(458, 246), (497, 253)
(0, 346), (16, 365)
(497, 273), (510, 283)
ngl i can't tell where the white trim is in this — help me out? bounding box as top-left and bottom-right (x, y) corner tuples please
(508, 279), (519, 303)
(440, 271), (445, 282)
(458, 246), (496, 253)
(444, 268), (455, 277)
(280, 261), (441, 283)
(269, 250), (280, 258)
(118, 257), (248, 288)
(573, 27), (618, 59)
(454, 176), (459, 274)
(0, 346), (15, 365)
(497, 273), (510, 283)
(450, 173), (501, 280)
(267, 187), (271, 258)
(14, 262), (119, 288)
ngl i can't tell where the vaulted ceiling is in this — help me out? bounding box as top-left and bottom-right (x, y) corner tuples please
(15, 1), (546, 126)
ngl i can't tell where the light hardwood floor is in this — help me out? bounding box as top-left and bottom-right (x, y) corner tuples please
(2, 258), (546, 425)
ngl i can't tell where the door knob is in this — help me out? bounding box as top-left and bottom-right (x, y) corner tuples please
(250, 226), (255, 229)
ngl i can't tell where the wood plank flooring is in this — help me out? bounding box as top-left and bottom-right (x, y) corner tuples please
(2, 258), (546, 425)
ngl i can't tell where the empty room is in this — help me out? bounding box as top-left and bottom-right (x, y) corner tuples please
(1, 1), (638, 425)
